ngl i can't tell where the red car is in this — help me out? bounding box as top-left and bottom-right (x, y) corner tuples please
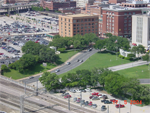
(89, 96), (94, 99)
(110, 99), (118, 103)
(116, 104), (125, 108)
(88, 101), (92, 106)
(92, 92), (99, 95)
(0, 53), (4, 55)
(64, 95), (71, 99)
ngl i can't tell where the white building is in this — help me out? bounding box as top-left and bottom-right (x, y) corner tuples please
(74, 0), (95, 7)
(132, 13), (150, 48)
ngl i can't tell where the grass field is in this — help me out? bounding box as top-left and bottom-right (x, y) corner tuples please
(3, 50), (78, 80)
(59, 51), (133, 77)
(117, 64), (150, 79)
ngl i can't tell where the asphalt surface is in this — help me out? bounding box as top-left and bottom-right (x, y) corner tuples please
(22, 49), (99, 84)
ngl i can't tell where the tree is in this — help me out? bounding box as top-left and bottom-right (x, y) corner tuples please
(137, 45), (145, 58)
(45, 7), (49, 11)
(39, 72), (60, 91)
(105, 72), (126, 96)
(94, 39), (106, 51)
(142, 53), (149, 65)
(105, 33), (112, 38)
(1, 64), (9, 74)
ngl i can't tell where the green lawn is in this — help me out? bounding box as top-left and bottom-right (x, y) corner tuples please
(117, 64), (150, 79)
(3, 50), (78, 80)
(59, 51), (133, 77)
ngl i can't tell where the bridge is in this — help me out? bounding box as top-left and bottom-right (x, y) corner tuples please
(0, 3), (39, 15)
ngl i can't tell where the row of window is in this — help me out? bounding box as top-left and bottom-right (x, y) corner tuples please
(73, 29), (97, 33)
(73, 18), (98, 23)
(73, 23), (97, 26)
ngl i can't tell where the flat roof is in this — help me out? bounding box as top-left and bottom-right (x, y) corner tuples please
(60, 14), (98, 18)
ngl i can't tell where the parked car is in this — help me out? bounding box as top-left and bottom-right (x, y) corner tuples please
(76, 89), (81, 93)
(64, 95), (71, 99)
(110, 99), (118, 104)
(61, 93), (69, 96)
(103, 95), (108, 99)
(81, 100), (85, 105)
(84, 101), (89, 106)
(88, 48), (92, 52)
(77, 59), (79, 62)
(80, 89), (86, 92)
(92, 104), (97, 108)
(59, 90), (66, 93)
(76, 98), (81, 103)
(85, 88), (91, 92)
(89, 96), (94, 99)
(104, 100), (112, 104)
(101, 99), (107, 103)
(79, 60), (83, 63)
(92, 96), (100, 100)
(115, 104), (125, 108)
(55, 69), (60, 73)
(73, 97), (77, 102)
(92, 92), (99, 96)
(101, 105), (107, 111)
(88, 101), (92, 106)
(0, 53), (4, 55)
(70, 89), (76, 93)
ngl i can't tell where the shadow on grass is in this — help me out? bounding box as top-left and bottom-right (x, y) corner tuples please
(98, 50), (116, 55)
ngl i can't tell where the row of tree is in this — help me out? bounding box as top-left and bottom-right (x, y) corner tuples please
(7, 41), (59, 73)
(49, 33), (99, 49)
(39, 69), (150, 105)
(31, 6), (49, 11)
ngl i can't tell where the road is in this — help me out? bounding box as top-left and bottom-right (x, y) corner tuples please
(21, 49), (99, 84)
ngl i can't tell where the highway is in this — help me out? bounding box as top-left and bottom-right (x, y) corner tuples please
(21, 49), (99, 84)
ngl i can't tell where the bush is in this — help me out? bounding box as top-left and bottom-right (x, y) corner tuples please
(124, 57), (130, 60)
(119, 54), (125, 59)
(57, 48), (66, 53)
(127, 54), (135, 58)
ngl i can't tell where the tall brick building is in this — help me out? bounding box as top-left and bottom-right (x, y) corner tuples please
(100, 5), (150, 38)
(4, 0), (34, 4)
(108, 0), (126, 4)
(59, 14), (99, 37)
(40, 0), (76, 10)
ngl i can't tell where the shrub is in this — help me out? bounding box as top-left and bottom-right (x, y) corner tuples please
(124, 57), (130, 60)
(57, 48), (66, 53)
(119, 54), (125, 59)
(127, 54), (135, 58)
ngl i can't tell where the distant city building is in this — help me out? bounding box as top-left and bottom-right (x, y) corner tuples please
(100, 5), (150, 38)
(74, 0), (95, 7)
(40, 0), (76, 10)
(132, 13), (150, 47)
(4, 0), (35, 4)
(108, 0), (126, 4)
(58, 7), (81, 13)
(59, 14), (99, 37)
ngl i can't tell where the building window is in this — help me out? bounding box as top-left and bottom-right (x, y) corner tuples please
(92, 23), (94, 25)
(77, 27), (79, 29)
(88, 19), (90, 21)
(65, 23), (66, 25)
(69, 24), (70, 26)
(69, 27), (70, 29)
(89, 29), (90, 31)
(133, 12), (135, 15)
(77, 24), (79, 26)
(85, 30), (87, 32)
(88, 26), (90, 28)
(81, 24), (83, 26)
(69, 30), (70, 32)
(73, 20), (76, 23)
(81, 33), (83, 35)
(65, 19), (66, 21)
(77, 20), (79, 22)
(61, 22), (63, 24)
(81, 27), (83, 29)
(112, 13), (114, 15)
(92, 18), (94, 21)
(85, 27), (87, 29)
(74, 34), (76, 35)
(74, 28), (76, 29)
(81, 19), (83, 22)
(89, 23), (91, 25)
(85, 19), (87, 21)
(77, 30), (79, 32)
(73, 24), (76, 26)
(69, 19), (70, 22)
(85, 24), (87, 26)
(81, 30), (83, 32)
(107, 12), (109, 14)
(92, 29), (94, 31)
(61, 18), (62, 20)
(124, 13), (127, 15)
(92, 26), (94, 28)
(74, 31), (76, 33)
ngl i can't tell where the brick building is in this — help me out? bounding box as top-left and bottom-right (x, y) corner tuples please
(59, 14), (99, 37)
(40, 0), (76, 10)
(120, 1), (148, 8)
(100, 5), (150, 38)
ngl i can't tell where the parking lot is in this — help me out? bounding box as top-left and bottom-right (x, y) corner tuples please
(52, 89), (150, 113)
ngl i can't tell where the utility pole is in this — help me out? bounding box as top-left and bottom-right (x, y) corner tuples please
(20, 95), (24, 113)
(68, 97), (70, 110)
(24, 82), (26, 94)
(107, 105), (109, 113)
(80, 91), (82, 107)
(36, 80), (38, 96)
(119, 100), (120, 113)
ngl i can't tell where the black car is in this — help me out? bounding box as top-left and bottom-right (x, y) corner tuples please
(101, 105), (107, 111)
(101, 99), (107, 102)
(104, 100), (112, 104)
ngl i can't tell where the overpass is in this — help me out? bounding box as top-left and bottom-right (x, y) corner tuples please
(39, 11), (63, 18)
(0, 3), (39, 15)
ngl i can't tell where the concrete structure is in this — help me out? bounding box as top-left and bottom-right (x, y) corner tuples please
(59, 14), (99, 37)
(132, 13), (150, 47)
(74, 0), (95, 7)
(40, 0), (76, 10)
(100, 5), (150, 38)
(121, 0), (148, 8)
(109, 0), (126, 4)
(58, 7), (81, 14)
(119, 48), (131, 57)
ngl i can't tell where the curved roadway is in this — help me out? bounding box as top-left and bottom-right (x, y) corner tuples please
(22, 49), (99, 84)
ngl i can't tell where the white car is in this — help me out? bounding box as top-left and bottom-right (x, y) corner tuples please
(85, 88), (91, 92)
(76, 89), (81, 93)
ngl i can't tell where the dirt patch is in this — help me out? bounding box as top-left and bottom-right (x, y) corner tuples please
(0, 103), (19, 113)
